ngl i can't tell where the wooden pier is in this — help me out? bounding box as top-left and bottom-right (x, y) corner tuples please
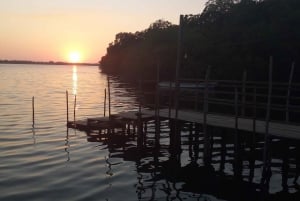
(67, 108), (300, 140)
(63, 15), (300, 196)
(65, 54), (300, 191)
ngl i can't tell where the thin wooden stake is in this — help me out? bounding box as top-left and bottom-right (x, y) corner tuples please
(32, 96), (35, 127)
(66, 90), (69, 123)
(74, 94), (77, 122)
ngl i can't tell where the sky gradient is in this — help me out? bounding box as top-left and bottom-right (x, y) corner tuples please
(0, 0), (206, 63)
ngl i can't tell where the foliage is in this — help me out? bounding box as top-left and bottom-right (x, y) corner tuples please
(100, 0), (300, 82)
(100, 19), (178, 81)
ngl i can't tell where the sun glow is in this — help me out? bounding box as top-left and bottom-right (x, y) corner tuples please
(68, 51), (81, 63)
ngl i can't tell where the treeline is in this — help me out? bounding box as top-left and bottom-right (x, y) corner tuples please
(0, 60), (98, 66)
(100, 0), (300, 82)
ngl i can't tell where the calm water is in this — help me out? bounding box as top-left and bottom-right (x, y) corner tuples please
(0, 64), (299, 201)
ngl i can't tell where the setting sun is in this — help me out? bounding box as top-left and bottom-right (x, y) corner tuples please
(68, 51), (81, 63)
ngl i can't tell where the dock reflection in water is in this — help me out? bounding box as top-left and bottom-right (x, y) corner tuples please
(79, 119), (300, 201)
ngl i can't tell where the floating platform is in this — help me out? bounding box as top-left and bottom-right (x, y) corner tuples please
(67, 116), (125, 131)
(67, 111), (156, 131)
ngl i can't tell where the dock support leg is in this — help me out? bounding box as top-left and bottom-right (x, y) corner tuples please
(203, 66), (211, 166)
(203, 126), (212, 166)
(281, 140), (289, 192)
(188, 123), (193, 162)
(194, 123), (200, 163)
(220, 130), (226, 173)
(169, 119), (181, 155)
(137, 114), (144, 149)
(261, 137), (272, 191)
(249, 132), (256, 182)
(155, 118), (160, 148)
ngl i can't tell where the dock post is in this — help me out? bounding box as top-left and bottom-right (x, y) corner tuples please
(281, 140), (289, 192)
(32, 96), (35, 127)
(66, 90), (69, 124)
(137, 113), (144, 149)
(138, 79), (142, 114)
(155, 63), (161, 147)
(107, 77), (111, 119)
(249, 87), (257, 181)
(261, 56), (273, 187)
(234, 87), (242, 177)
(168, 80), (172, 118)
(220, 130), (226, 172)
(104, 88), (107, 117)
(203, 66), (211, 165)
(73, 94), (77, 123)
(174, 14), (183, 120)
(137, 79), (144, 149)
(286, 62), (295, 122)
(241, 70), (247, 117)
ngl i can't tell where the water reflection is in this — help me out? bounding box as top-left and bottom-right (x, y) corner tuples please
(65, 128), (70, 162)
(72, 65), (77, 95)
(32, 128), (36, 145)
(81, 120), (300, 201)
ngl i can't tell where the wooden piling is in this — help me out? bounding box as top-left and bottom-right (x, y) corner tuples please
(107, 77), (111, 118)
(174, 15), (184, 120)
(252, 88), (257, 138)
(241, 70), (247, 117)
(155, 63), (160, 147)
(203, 66), (211, 165)
(66, 90), (69, 123)
(137, 112), (143, 149)
(137, 79), (143, 148)
(250, 87), (257, 178)
(32, 96), (35, 127)
(168, 80), (172, 118)
(104, 88), (107, 117)
(74, 94), (77, 122)
(262, 56), (273, 184)
(138, 79), (142, 114)
(234, 87), (242, 176)
(286, 62), (295, 122)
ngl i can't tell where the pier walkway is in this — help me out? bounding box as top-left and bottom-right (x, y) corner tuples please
(141, 109), (300, 140)
(68, 108), (300, 140)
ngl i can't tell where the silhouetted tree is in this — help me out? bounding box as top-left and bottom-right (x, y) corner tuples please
(100, 0), (300, 82)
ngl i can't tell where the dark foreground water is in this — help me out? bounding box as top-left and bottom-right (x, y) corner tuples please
(0, 64), (299, 201)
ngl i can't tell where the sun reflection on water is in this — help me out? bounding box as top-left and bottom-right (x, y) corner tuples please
(72, 65), (78, 95)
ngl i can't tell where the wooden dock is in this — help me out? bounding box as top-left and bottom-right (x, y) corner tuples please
(64, 55), (300, 188)
(142, 109), (300, 140)
(67, 108), (300, 140)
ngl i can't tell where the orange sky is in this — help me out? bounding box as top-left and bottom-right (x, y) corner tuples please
(0, 0), (206, 63)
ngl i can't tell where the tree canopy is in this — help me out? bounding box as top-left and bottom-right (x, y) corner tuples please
(100, 0), (300, 82)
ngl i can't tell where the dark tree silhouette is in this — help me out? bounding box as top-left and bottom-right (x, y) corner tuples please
(100, 0), (300, 82)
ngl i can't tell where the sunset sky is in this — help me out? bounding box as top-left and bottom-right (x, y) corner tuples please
(0, 0), (206, 63)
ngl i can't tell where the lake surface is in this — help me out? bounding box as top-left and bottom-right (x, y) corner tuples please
(0, 64), (299, 201)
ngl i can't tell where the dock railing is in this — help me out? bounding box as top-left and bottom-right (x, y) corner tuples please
(156, 79), (300, 124)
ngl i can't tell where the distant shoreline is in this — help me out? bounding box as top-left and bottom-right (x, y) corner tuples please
(0, 60), (98, 66)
